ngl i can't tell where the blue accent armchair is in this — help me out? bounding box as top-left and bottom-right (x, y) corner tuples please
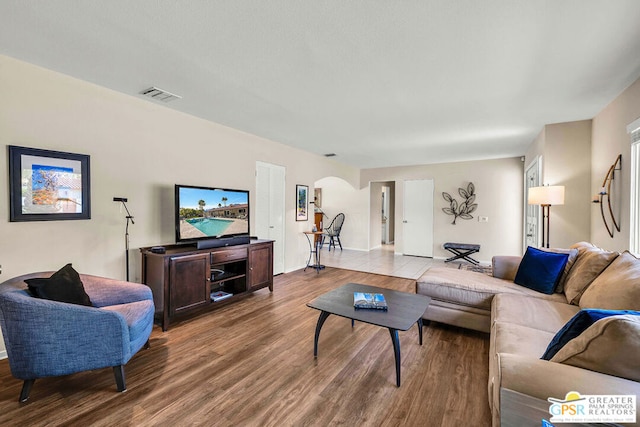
(0, 272), (154, 402)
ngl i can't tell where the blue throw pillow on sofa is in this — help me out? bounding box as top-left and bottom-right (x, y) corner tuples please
(541, 309), (640, 360)
(514, 246), (569, 294)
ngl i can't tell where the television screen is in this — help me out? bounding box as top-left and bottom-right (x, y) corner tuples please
(175, 184), (249, 243)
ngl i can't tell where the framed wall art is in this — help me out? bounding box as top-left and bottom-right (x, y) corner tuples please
(296, 184), (308, 221)
(8, 145), (91, 221)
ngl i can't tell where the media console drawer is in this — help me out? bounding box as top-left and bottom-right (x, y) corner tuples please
(211, 247), (248, 264)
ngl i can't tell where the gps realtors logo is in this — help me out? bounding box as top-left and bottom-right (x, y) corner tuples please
(547, 391), (636, 423)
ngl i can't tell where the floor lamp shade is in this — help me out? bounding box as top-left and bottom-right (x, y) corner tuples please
(528, 185), (565, 248)
(528, 185), (565, 206)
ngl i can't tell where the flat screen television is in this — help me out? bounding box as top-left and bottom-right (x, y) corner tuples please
(175, 184), (250, 249)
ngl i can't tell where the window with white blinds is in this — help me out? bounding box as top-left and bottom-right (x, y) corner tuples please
(629, 118), (640, 254)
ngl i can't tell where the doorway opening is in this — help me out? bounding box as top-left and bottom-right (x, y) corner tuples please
(382, 185), (393, 247)
(524, 156), (541, 251)
(369, 181), (395, 251)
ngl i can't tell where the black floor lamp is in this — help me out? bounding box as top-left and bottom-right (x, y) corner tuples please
(528, 185), (565, 248)
(114, 197), (134, 281)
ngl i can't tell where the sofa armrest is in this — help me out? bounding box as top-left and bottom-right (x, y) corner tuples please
(81, 274), (153, 307)
(492, 256), (521, 281)
(0, 291), (132, 379)
(495, 353), (640, 412)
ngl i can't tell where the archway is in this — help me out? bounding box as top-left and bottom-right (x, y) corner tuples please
(314, 176), (368, 251)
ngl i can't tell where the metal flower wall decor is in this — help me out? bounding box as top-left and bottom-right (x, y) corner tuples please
(442, 182), (477, 225)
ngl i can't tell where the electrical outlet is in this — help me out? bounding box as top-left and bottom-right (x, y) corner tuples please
(479, 216), (489, 223)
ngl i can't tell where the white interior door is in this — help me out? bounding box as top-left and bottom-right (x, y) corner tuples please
(256, 161), (285, 274)
(524, 157), (541, 250)
(403, 179), (434, 257)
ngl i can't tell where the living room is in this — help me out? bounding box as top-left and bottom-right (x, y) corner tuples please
(1, 2), (640, 426)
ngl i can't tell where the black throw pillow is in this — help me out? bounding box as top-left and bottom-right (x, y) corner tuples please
(25, 263), (92, 306)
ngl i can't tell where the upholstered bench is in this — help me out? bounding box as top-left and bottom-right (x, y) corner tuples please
(443, 242), (481, 264)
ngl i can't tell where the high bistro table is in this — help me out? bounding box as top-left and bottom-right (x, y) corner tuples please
(306, 282), (431, 387)
(303, 231), (325, 273)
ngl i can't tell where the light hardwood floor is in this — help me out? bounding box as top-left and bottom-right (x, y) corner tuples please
(0, 268), (491, 426)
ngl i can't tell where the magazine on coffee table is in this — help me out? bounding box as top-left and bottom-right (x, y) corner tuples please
(353, 292), (388, 310)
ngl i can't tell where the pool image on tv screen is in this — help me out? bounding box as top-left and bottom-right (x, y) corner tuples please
(176, 185), (249, 242)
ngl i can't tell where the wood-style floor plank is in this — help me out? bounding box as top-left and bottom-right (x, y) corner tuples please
(0, 267), (491, 426)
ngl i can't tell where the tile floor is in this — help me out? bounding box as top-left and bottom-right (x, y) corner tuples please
(319, 244), (448, 280)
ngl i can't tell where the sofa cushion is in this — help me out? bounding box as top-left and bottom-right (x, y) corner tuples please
(491, 249), (577, 293)
(25, 263), (92, 307)
(562, 248), (618, 305)
(417, 267), (565, 311)
(426, 299), (492, 333)
(541, 309), (640, 360)
(549, 247), (579, 293)
(492, 321), (556, 358)
(514, 247), (569, 294)
(569, 241), (595, 250)
(494, 353), (640, 418)
(579, 251), (640, 311)
(492, 293), (578, 334)
(488, 320), (557, 412)
(550, 315), (640, 382)
(491, 256), (521, 281)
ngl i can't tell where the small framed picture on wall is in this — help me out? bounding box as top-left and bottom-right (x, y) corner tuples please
(8, 145), (91, 221)
(296, 184), (308, 221)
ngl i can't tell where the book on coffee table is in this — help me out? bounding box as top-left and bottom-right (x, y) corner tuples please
(353, 292), (388, 310)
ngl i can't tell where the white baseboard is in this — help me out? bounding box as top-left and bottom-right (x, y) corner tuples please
(0, 350), (7, 360)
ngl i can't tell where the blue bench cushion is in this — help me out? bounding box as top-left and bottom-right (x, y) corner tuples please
(444, 242), (480, 251)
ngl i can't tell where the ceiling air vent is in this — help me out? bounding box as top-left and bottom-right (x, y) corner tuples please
(140, 86), (182, 102)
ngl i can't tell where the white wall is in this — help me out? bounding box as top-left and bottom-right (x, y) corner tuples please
(0, 54), (363, 353)
(591, 77), (640, 251)
(0, 54), (361, 281)
(314, 176), (369, 251)
(525, 120), (593, 248)
(361, 158), (525, 262)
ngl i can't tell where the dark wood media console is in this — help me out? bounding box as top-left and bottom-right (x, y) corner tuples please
(140, 239), (274, 331)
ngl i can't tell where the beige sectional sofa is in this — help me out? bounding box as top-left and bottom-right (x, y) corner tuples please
(416, 242), (640, 426)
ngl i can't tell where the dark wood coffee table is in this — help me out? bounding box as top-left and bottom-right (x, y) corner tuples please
(306, 283), (431, 387)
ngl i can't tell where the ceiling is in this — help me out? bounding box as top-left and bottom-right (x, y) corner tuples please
(2, 1), (640, 169)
